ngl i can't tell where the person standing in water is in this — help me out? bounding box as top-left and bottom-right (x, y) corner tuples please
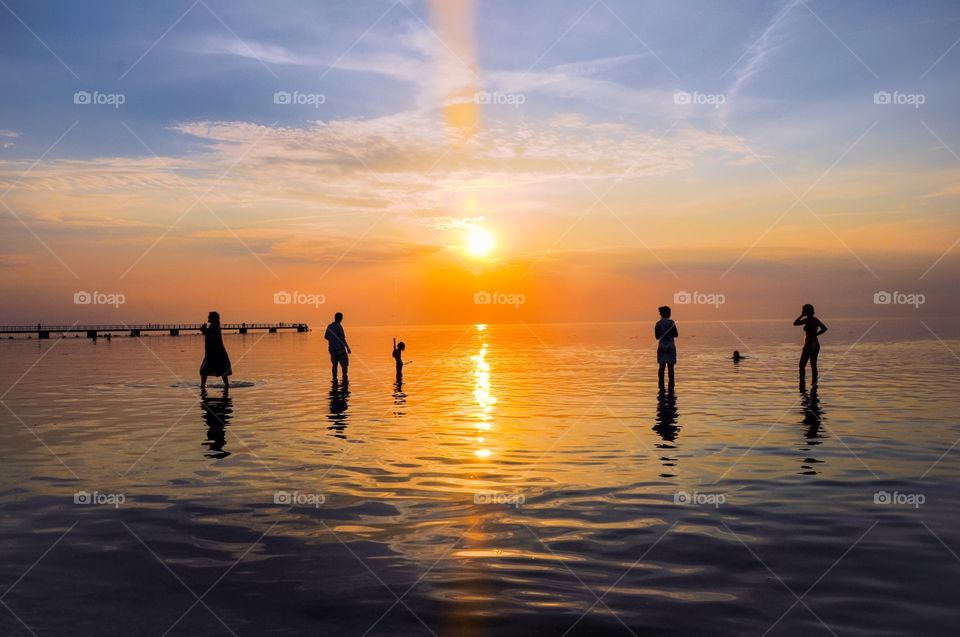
(392, 338), (406, 381)
(793, 304), (828, 391)
(324, 312), (351, 383)
(200, 311), (231, 393)
(655, 306), (679, 393)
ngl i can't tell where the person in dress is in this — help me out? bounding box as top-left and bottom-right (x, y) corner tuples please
(200, 311), (232, 393)
(793, 304), (827, 391)
(655, 306), (678, 393)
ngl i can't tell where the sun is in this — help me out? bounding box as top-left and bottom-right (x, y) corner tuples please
(465, 226), (496, 258)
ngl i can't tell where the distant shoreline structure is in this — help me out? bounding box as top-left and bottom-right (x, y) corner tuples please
(0, 323), (310, 340)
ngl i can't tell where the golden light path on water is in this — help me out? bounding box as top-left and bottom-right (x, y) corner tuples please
(472, 324), (495, 459)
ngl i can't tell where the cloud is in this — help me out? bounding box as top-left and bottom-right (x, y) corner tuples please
(406, 214), (485, 232)
(0, 254), (31, 268)
(0, 156), (205, 192)
(185, 20), (672, 116)
(0, 129), (17, 149)
(188, 35), (309, 66)
(186, 226), (442, 265)
(724, 0), (803, 102)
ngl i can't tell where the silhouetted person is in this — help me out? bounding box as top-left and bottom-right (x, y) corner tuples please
(392, 338), (406, 381)
(200, 311), (232, 394)
(655, 306), (678, 393)
(793, 304), (827, 391)
(732, 350), (746, 363)
(201, 394), (232, 459)
(324, 312), (351, 383)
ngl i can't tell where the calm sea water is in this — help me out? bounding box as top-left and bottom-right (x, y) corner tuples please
(1, 319), (959, 636)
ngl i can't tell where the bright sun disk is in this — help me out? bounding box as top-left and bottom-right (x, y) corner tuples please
(465, 226), (495, 257)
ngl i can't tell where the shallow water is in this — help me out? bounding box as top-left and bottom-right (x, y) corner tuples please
(1, 319), (959, 636)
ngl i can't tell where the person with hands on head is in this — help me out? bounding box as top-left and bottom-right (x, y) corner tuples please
(793, 304), (828, 391)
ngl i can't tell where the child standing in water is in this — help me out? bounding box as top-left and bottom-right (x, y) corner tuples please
(392, 338), (406, 380)
(200, 311), (232, 394)
(655, 306), (678, 393)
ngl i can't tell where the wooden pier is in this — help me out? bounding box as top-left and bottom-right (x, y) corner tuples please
(0, 323), (309, 340)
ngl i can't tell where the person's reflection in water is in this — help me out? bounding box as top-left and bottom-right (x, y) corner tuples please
(200, 394), (233, 459)
(799, 389), (826, 475)
(327, 379), (350, 439)
(392, 378), (407, 417)
(653, 391), (680, 478)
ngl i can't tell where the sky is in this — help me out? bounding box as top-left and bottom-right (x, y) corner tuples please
(1, 0), (959, 325)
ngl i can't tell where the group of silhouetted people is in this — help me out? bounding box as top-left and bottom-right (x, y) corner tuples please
(655, 303), (828, 394)
(199, 304), (828, 396)
(198, 310), (407, 394)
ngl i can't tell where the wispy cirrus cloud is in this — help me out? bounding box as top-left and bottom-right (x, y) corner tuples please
(188, 35), (312, 66)
(0, 129), (17, 149)
(723, 0), (804, 102)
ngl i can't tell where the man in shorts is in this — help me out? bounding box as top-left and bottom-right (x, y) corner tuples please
(324, 312), (351, 383)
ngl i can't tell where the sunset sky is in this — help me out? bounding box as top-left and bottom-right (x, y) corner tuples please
(1, 0), (959, 325)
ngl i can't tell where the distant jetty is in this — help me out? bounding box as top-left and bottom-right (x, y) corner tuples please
(0, 323), (309, 340)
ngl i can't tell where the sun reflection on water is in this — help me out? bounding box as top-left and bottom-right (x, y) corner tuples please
(472, 326), (496, 458)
